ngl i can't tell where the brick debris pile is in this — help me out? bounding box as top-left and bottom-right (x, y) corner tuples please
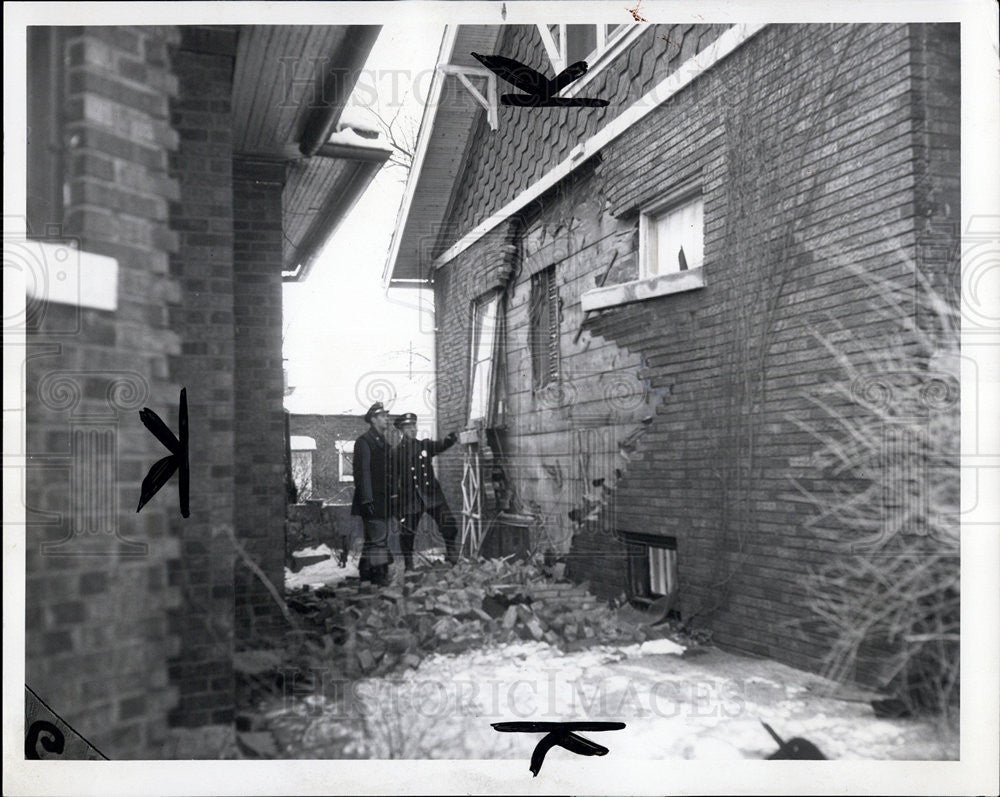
(237, 557), (691, 696)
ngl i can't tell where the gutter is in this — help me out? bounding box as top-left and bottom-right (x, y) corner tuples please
(298, 25), (382, 157)
(282, 153), (389, 283)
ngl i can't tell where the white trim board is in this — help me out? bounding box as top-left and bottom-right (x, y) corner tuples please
(432, 23), (768, 271)
(381, 25), (458, 286)
(581, 266), (705, 311)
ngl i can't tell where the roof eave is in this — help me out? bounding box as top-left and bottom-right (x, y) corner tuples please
(382, 26), (458, 290)
(282, 148), (391, 283)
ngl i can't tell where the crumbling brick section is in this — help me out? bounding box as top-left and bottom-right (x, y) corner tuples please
(26, 25), (183, 758)
(165, 27), (238, 728)
(232, 158), (289, 638)
(431, 23), (959, 680)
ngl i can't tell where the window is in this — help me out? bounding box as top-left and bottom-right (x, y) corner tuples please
(529, 265), (560, 391)
(624, 533), (679, 605)
(640, 195), (704, 279)
(469, 291), (501, 426)
(581, 186), (707, 312)
(290, 436), (316, 501)
(537, 24), (635, 79)
(290, 451), (313, 500)
(27, 27), (67, 239)
(336, 440), (354, 483)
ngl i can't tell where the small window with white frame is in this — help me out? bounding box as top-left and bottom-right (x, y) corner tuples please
(640, 193), (704, 279)
(336, 439), (354, 482)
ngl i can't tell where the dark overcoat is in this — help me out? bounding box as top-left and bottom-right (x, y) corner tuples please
(350, 427), (395, 518)
(393, 433), (456, 514)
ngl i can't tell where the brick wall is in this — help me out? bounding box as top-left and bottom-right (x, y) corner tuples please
(432, 23), (960, 678)
(288, 413), (367, 502)
(165, 26), (238, 728)
(25, 25), (183, 758)
(232, 159), (288, 637)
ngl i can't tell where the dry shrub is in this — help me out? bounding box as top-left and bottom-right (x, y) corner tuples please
(790, 255), (959, 722)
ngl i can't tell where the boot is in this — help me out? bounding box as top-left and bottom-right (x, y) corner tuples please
(400, 532), (416, 571)
(372, 564), (390, 586)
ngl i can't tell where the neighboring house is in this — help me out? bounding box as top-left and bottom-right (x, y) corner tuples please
(23, 24), (389, 756)
(288, 413), (368, 503)
(386, 24), (960, 677)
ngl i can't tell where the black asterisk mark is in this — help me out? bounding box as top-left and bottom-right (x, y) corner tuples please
(492, 721), (626, 776)
(137, 388), (189, 518)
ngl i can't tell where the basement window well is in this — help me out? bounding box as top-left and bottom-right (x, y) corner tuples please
(623, 532), (678, 606)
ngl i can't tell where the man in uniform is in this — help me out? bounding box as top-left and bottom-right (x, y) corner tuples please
(351, 401), (396, 586)
(392, 412), (460, 569)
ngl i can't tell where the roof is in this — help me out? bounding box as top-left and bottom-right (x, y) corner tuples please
(202, 25), (392, 281)
(383, 23), (755, 288)
(382, 26), (504, 287)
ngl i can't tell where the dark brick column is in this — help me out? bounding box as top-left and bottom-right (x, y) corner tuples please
(166, 27), (238, 727)
(26, 25), (183, 758)
(232, 158), (288, 637)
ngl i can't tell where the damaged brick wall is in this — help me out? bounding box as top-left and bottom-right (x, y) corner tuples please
(432, 23), (960, 677)
(25, 25), (183, 757)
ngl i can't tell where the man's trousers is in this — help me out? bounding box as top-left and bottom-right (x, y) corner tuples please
(400, 502), (460, 568)
(359, 517), (392, 585)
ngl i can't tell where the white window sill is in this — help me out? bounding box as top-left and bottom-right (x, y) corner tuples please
(581, 268), (705, 312)
(22, 240), (118, 311)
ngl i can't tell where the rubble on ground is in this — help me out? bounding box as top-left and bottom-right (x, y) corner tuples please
(236, 555), (697, 712)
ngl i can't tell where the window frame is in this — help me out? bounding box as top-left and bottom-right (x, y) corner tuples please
(468, 289), (502, 427)
(335, 439), (354, 483)
(639, 188), (704, 280)
(290, 450), (314, 501)
(623, 532), (679, 607)
(580, 182), (707, 312)
(529, 264), (561, 393)
(536, 24), (643, 96)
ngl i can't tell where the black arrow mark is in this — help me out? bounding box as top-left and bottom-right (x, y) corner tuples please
(761, 721), (827, 759)
(471, 52), (610, 108)
(137, 387), (189, 518)
(492, 721), (626, 776)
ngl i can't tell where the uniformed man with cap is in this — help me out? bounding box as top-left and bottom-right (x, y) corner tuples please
(351, 401), (396, 586)
(392, 412), (460, 569)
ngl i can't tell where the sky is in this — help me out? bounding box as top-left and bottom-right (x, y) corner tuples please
(282, 23), (445, 432)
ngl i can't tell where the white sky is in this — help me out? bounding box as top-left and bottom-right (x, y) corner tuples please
(282, 23), (444, 428)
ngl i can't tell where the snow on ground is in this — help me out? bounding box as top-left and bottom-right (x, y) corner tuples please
(285, 547), (447, 591)
(266, 637), (958, 761)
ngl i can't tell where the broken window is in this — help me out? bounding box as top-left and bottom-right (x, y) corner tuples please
(623, 533), (678, 605)
(530, 265), (560, 391)
(640, 193), (704, 278)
